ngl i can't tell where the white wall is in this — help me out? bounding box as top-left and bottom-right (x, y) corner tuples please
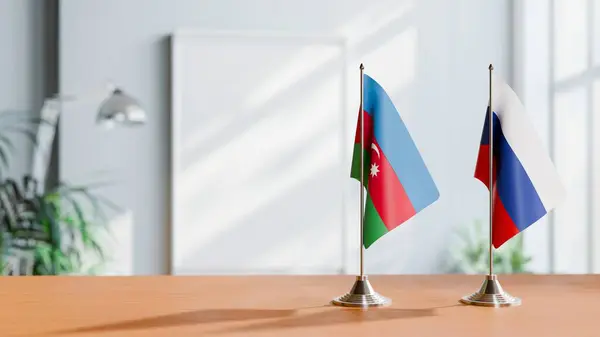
(0, 0), (47, 180)
(59, 0), (512, 275)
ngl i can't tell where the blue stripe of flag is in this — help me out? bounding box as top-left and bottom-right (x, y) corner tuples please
(363, 74), (439, 212)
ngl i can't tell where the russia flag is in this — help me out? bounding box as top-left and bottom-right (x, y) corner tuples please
(474, 76), (565, 248)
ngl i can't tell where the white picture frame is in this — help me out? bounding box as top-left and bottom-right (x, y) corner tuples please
(170, 30), (352, 275)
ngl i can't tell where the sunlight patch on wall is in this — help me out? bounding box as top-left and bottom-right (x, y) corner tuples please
(242, 44), (343, 112)
(336, 0), (413, 46)
(360, 26), (417, 113)
(175, 78), (341, 263)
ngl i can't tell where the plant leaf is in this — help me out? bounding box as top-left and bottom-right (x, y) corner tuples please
(35, 244), (53, 273)
(0, 127), (38, 146)
(0, 134), (15, 154)
(0, 144), (9, 170)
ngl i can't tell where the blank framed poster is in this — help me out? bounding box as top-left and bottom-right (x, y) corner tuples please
(170, 31), (350, 275)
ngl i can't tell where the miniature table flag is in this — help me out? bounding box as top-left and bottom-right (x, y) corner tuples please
(474, 76), (565, 248)
(351, 74), (439, 248)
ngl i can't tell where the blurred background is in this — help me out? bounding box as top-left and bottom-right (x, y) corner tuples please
(0, 0), (592, 276)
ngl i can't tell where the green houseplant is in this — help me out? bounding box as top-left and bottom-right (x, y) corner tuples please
(447, 219), (532, 274)
(37, 182), (119, 275)
(0, 110), (119, 275)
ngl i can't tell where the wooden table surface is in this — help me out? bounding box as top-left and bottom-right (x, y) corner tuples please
(2, 275), (599, 337)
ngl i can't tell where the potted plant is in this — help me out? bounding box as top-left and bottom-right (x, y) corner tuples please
(446, 219), (532, 274)
(0, 111), (119, 275)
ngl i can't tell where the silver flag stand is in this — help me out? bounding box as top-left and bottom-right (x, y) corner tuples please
(459, 64), (521, 307)
(331, 63), (390, 308)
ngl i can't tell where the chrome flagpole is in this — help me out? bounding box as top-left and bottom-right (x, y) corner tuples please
(489, 63), (494, 278)
(360, 62), (365, 278)
(460, 64), (521, 307)
(331, 63), (390, 308)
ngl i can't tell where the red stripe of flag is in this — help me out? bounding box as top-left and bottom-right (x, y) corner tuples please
(475, 144), (520, 248)
(474, 145), (496, 189)
(493, 189), (520, 248)
(367, 139), (416, 230)
(354, 109), (416, 230)
(354, 109), (373, 148)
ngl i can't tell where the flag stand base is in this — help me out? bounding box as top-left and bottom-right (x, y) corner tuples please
(460, 274), (521, 307)
(331, 275), (391, 308)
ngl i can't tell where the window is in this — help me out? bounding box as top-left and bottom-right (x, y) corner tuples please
(515, 0), (599, 273)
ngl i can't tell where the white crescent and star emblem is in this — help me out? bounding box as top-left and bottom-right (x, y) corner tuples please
(370, 143), (381, 177)
(371, 143), (380, 159)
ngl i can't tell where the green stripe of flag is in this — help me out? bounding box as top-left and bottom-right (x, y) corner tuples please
(351, 143), (371, 186)
(351, 143), (389, 248)
(364, 197), (388, 248)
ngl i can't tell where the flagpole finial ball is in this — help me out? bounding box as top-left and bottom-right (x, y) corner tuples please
(489, 64), (494, 71)
(360, 63), (364, 70)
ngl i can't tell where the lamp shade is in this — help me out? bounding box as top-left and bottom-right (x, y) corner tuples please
(96, 88), (146, 127)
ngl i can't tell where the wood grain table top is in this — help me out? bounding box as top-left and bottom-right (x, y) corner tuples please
(2, 275), (599, 337)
